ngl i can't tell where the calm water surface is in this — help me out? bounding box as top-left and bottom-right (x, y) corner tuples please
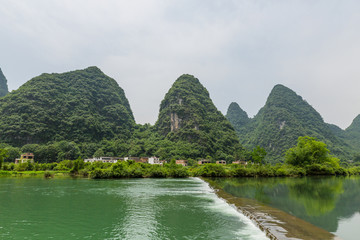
(211, 176), (360, 240)
(0, 177), (268, 240)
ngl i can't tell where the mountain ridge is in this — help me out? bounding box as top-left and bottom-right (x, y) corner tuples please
(0, 66), (135, 146)
(0, 68), (9, 97)
(227, 84), (355, 162)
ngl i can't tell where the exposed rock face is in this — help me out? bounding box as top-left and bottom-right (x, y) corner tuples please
(0, 68), (9, 97)
(154, 74), (241, 156)
(170, 112), (181, 131)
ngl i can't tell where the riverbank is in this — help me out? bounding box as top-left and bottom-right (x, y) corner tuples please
(1, 161), (360, 179)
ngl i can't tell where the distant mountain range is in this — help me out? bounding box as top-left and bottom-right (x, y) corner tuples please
(0, 66), (359, 162)
(226, 84), (359, 162)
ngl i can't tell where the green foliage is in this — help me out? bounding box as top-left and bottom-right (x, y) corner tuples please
(70, 157), (85, 174)
(225, 102), (249, 132)
(0, 68), (8, 98)
(193, 164), (227, 177)
(0, 67), (135, 146)
(251, 146), (267, 164)
(0, 148), (8, 169)
(44, 171), (54, 178)
(228, 85), (354, 163)
(154, 74), (243, 160)
(285, 136), (340, 169)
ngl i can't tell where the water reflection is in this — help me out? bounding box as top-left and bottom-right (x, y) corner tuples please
(210, 176), (360, 236)
(288, 177), (343, 216)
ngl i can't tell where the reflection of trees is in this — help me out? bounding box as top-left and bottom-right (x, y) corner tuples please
(209, 176), (360, 233)
(213, 177), (287, 204)
(288, 177), (343, 216)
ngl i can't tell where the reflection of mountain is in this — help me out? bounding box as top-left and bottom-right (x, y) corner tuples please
(288, 178), (343, 216)
(212, 176), (360, 233)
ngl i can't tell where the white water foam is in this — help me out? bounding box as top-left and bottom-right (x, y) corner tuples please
(194, 177), (269, 240)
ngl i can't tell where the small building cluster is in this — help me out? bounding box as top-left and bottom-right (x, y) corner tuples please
(15, 153), (35, 164)
(84, 156), (166, 165)
(14, 153), (247, 166)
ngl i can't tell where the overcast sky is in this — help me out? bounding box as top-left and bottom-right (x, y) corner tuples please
(1, 0), (359, 129)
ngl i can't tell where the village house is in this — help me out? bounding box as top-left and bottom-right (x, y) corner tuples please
(232, 160), (248, 165)
(15, 153), (35, 164)
(84, 157), (122, 163)
(198, 159), (211, 165)
(148, 156), (163, 165)
(124, 157), (140, 162)
(216, 160), (226, 165)
(124, 156), (164, 164)
(176, 160), (188, 166)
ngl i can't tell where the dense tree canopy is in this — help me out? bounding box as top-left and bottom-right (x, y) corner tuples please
(0, 67), (135, 146)
(227, 84), (355, 163)
(154, 74), (243, 161)
(285, 136), (340, 168)
(0, 68), (8, 97)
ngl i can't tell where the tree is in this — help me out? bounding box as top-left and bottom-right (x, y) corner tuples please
(70, 157), (85, 174)
(0, 148), (8, 169)
(251, 146), (267, 164)
(285, 136), (339, 167)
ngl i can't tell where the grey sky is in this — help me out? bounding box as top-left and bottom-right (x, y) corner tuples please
(1, 0), (359, 129)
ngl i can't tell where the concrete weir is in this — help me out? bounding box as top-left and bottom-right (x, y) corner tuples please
(205, 179), (341, 240)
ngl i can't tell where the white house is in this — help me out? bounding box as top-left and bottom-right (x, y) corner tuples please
(84, 157), (121, 163)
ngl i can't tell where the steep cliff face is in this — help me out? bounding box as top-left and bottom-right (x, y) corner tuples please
(231, 84), (352, 162)
(0, 68), (9, 97)
(154, 74), (241, 157)
(0, 66), (135, 146)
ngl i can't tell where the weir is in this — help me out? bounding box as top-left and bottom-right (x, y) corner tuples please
(203, 178), (341, 240)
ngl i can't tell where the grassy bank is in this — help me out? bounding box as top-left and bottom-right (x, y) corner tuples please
(1, 160), (360, 179)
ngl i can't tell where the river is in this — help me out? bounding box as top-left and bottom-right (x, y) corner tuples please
(0, 177), (268, 239)
(209, 176), (360, 240)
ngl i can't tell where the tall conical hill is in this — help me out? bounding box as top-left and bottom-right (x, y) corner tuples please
(0, 66), (135, 146)
(233, 84), (351, 162)
(0, 68), (9, 97)
(154, 74), (241, 158)
(346, 115), (360, 133)
(344, 115), (360, 149)
(226, 102), (250, 133)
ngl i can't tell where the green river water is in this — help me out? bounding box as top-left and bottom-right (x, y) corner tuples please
(211, 176), (360, 240)
(0, 177), (268, 240)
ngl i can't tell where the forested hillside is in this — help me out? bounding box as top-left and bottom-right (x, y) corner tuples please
(0, 67), (135, 146)
(225, 102), (249, 134)
(154, 74), (243, 161)
(0, 68), (8, 97)
(227, 84), (354, 162)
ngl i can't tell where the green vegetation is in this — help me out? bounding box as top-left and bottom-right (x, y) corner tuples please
(0, 68), (8, 97)
(1, 67), (359, 170)
(285, 136), (340, 168)
(227, 84), (356, 163)
(1, 154), (359, 179)
(0, 67), (135, 146)
(154, 74), (243, 161)
(225, 102), (249, 134)
(0, 148), (8, 169)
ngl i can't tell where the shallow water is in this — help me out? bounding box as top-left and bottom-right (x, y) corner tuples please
(0, 177), (268, 240)
(210, 176), (360, 240)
